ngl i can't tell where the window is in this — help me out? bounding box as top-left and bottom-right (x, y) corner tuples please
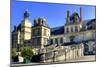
(44, 38), (47, 45)
(44, 29), (47, 36)
(75, 26), (78, 32)
(60, 38), (63, 43)
(38, 29), (41, 35)
(88, 43), (93, 52)
(71, 27), (73, 32)
(55, 38), (58, 44)
(66, 27), (69, 33)
(33, 29), (41, 36)
(50, 39), (53, 44)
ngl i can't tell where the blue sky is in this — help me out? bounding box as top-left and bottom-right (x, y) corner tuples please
(11, 0), (96, 30)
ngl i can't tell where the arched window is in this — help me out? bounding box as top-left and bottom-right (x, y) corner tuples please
(66, 27), (69, 33)
(55, 38), (58, 44)
(71, 27), (73, 32)
(75, 26), (78, 32)
(60, 38), (63, 43)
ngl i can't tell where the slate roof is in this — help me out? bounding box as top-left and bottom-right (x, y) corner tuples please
(12, 24), (21, 32)
(86, 19), (96, 25)
(17, 24), (21, 31)
(51, 26), (64, 35)
(86, 19), (96, 29)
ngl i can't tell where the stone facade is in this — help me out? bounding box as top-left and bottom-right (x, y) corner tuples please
(12, 10), (32, 50)
(50, 30), (95, 45)
(32, 18), (50, 49)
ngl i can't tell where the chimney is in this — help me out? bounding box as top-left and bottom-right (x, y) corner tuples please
(67, 10), (70, 24)
(67, 10), (70, 18)
(80, 7), (82, 22)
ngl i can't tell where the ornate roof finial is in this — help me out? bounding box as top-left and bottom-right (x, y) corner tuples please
(24, 9), (29, 19)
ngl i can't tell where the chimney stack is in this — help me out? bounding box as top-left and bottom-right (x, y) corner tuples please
(80, 7), (82, 22)
(67, 10), (70, 24)
(67, 10), (70, 18)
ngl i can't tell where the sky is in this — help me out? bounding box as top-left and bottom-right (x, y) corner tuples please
(11, 0), (96, 30)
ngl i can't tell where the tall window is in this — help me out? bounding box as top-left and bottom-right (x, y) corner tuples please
(44, 29), (47, 36)
(38, 29), (41, 35)
(60, 38), (63, 43)
(71, 27), (73, 32)
(55, 38), (58, 44)
(67, 27), (69, 33)
(50, 39), (53, 44)
(44, 38), (47, 45)
(75, 26), (78, 32)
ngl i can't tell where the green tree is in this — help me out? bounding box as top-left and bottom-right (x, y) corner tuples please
(21, 46), (33, 60)
(11, 48), (17, 59)
(70, 35), (75, 42)
(11, 48), (19, 62)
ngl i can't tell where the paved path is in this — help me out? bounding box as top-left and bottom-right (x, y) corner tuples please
(11, 55), (96, 67)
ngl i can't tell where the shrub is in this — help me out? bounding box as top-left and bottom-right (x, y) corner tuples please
(11, 48), (19, 62)
(21, 46), (33, 60)
(70, 35), (75, 42)
(11, 48), (17, 59)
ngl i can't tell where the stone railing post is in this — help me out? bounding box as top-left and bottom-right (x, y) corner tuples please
(40, 53), (45, 63)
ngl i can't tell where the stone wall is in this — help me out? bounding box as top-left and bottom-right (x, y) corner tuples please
(40, 43), (84, 63)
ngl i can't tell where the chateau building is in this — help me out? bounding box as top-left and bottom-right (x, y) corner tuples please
(12, 7), (96, 62)
(12, 10), (32, 50)
(32, 18), (50, 49)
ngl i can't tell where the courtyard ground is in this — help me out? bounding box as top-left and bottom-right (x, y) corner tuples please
(11, 55), (96, 67)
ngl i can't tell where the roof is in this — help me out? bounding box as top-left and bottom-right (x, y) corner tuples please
(51, 26), (64, 35)
(86, 19), (96, 25)
(17, 24), (21, 31)
(86, 19), (96, 29)
(12, 24), (21, 32)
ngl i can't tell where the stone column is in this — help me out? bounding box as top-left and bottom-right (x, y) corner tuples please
(53, 50), (56, 62)
(81, 44), (84, 56)
(65, 49), (67, 61)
